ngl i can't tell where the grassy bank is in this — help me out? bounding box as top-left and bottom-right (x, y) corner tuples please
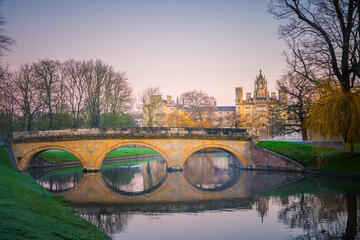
(0, 146), (110, 239)
(38, 146), (157, 163)
(257, 141), (360, 175)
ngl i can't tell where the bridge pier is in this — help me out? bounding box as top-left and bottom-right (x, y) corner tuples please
(83, 166), (102, 172)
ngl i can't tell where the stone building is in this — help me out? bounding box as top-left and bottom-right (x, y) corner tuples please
(235, 70), (285, 139)
(143, 70), (285, 138)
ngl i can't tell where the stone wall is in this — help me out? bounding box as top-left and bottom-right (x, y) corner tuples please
(11, 127), (256, 143)
(252, 145), (304, 171)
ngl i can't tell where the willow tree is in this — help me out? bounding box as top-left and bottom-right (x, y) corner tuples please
(307, 82), (360, 154)
(270, 0), (360, 152)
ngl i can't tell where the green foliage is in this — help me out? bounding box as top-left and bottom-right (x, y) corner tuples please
(0, 146), (110, 239)
(257, 141), (360, 174)
(101, 113), (135, 127)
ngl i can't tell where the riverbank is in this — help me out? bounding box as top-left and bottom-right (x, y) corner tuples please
(0, 146), (110, 239)
(257, 141), (360, 176)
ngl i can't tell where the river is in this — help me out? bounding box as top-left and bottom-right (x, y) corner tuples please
(26, 150), (360, 240)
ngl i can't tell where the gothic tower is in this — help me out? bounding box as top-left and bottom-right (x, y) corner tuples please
(254, 69), (269, 98)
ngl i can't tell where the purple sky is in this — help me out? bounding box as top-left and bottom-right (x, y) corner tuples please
(2, 0), (286, 106)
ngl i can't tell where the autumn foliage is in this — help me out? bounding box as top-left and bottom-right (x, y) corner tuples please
(161, 111), (213, 128)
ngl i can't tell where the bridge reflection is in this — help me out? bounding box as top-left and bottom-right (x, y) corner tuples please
(29, 153), (303, 204)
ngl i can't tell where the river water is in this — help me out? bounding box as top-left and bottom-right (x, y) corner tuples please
(27, 150), (360, 240)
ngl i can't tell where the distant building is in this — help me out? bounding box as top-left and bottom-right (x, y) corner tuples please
(142, 69), (286, 138)
(235, 69), (286, 139)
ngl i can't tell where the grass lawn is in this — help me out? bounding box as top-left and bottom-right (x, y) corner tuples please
(38, 146), (157, 163)
(0, 146), (110, 240)
(257, 141), (360, 175)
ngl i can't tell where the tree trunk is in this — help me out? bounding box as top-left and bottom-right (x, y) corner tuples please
(343, 194), (357, 240)
(301, 123), (308, 141)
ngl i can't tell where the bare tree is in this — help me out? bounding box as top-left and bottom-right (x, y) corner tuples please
(0, 8), (15, 56)
(84, 60), (108, 127)
(102, 69), (134, 126)
(12, 64), (44, 131)
(269, 0), (360, 91)
(269, 0), (360, 150)
(33, 59), (61, 129)
(0, 65), (16, 136)
(269, 43), (315, 140)
(63, 59), (87, 128)
(139, 86), (162, 127)
(180, 90), (216, 123)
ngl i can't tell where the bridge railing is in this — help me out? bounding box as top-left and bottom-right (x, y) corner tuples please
(10, 127), (257, 142)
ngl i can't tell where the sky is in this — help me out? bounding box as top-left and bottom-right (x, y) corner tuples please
(2, 0), (287, 106)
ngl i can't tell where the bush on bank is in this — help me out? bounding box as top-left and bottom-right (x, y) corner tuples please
(0, 146), (110, 240)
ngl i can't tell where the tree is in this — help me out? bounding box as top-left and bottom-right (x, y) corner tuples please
(63, 59), (87, 128)
(161, 110), (196, 127)
(12, 64), (44, 131)
(0, 7), (15, 56)
(269, 0), (360, 151)
(101, 69), (134, 126)
(33, 59), (61, 129)
(0, 0), (15, 136)
(139, 86), (162, 127)
(269, 68), (313, 140)
(0, 65), (16, 136)
(307, 82), (360, 153)
(180, 90), (216, 124)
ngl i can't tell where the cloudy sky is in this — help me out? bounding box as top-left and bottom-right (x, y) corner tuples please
(2, 0), (287, 106)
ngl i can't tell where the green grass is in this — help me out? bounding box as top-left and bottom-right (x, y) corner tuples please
(257, 141), (360, 175)
(342, 141), (360, 149)
(38, 147), (157, 163)
(38, 149), (79, 162)
(0, 146), (110, 240)
(105, 147), (157, 158)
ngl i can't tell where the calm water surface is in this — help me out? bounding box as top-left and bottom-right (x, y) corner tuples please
(28, 151), (360, 240)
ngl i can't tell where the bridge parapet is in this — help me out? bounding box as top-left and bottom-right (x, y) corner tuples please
(8, 127), (257, 172)
(11, 127), (256, 143)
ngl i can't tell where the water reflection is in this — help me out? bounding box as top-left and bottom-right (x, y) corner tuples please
(184, 151), (242, 191)
(25, 149), (360, 239)
(101, 159), (167, 195)
(34, 168), (83, 193)
(275, 194), (359, 240)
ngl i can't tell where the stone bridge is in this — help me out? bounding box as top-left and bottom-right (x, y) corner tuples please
(7, 127), (257, 172)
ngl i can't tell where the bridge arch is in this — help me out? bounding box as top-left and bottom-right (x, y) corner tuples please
(180, 143), (247, 167)
(95, 141), (172, 167)
(17, 145), (86, 171)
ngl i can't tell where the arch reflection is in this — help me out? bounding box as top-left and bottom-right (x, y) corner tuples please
(101, 158), (168, 195)
(184, 148), (243, 191)
(35, 167), (84, 193)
